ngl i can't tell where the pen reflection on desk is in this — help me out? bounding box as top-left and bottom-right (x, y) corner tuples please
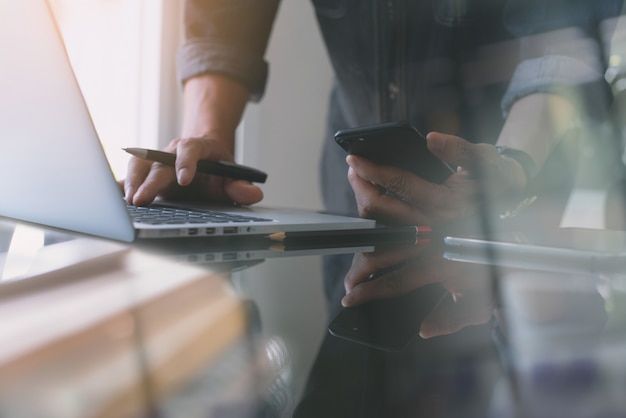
(123, 147), (268, 183)
(268, 225), (431, 248)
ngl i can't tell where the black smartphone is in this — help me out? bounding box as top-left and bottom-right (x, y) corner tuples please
(334, 121), (455, 183)
(328, 283), (449, 352)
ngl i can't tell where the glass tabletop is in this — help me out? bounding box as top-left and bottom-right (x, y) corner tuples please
(1, 219), (626, 417)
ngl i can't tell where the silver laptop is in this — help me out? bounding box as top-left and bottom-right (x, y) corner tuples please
(0, 1), (374, 242)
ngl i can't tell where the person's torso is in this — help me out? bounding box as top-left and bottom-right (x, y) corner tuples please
(312, 0), (517, 142)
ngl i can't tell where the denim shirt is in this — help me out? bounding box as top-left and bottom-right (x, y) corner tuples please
(178, 0), (622, 214)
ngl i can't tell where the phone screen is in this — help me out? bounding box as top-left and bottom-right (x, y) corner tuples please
(334, 121), (454, 183)
(328, 283), (449, 352)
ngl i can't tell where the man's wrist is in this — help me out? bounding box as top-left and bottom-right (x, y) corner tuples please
(495, 146), (538, 187)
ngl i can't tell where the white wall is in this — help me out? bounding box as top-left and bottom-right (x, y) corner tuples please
(237, 0), (333, 211)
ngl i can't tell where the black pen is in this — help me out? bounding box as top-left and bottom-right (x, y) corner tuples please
(123, 147), (267, 183)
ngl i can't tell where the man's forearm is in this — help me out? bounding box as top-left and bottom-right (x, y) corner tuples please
(181, 73), (251, 153)
(496, 92), (579, 170)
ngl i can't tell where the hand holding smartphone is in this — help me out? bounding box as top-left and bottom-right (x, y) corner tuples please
(334, 121), (455, 183)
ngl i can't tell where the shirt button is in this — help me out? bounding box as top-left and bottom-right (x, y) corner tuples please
(388, 82), (399, 100)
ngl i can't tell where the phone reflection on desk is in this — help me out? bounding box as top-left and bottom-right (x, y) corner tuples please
(329, 241), (497, 352)
(328, 232), (614, 353)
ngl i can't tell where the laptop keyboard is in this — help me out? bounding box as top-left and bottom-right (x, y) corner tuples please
(127, 205), (273, 225)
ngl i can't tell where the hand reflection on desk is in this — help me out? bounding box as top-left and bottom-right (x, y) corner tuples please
(340, 242), (496, 339)
(299, 240), (615, 417)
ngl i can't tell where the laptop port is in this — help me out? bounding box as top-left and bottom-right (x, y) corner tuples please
(205, 228), (216, 235)
(223, 227), (238, 234)
(188, 228), (198, 236)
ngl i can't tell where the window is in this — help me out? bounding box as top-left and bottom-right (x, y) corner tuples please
(48, 0), (331, 211)
(49, 0), (182, 179)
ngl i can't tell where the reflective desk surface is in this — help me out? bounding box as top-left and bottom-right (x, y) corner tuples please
(1, 218), (626, 418)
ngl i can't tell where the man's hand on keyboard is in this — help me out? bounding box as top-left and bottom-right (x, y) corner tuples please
(123, 137), (264, 207)
(126, 205), (272, 225)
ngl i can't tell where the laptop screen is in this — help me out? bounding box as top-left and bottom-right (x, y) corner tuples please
(0, 1), (136, 241)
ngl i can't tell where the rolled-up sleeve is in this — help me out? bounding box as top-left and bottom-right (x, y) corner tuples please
(177, 0), (280, 101)
(501, 0), (623, 118)
(501, 53), (608, 119)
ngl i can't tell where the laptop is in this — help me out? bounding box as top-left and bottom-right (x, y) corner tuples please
(0, 1), (374, 242)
